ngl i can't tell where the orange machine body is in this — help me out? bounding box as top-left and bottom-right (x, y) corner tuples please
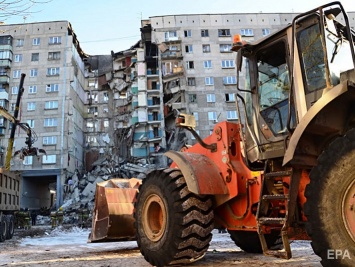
(168, 121), (310, 236)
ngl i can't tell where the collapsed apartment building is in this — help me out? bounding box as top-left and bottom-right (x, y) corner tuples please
(82, 13), (306, 179)
(83, 23), (190, 178)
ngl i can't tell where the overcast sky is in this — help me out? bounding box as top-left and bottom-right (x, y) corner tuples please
(3, 0), (355, 55)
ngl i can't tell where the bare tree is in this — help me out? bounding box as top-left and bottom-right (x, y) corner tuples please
(0, 0), (52, 19)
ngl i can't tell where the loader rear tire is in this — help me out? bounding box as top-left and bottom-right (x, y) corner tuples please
(229, 230), (280, 253)
(305, 129), (355, 267)
(134, 168), (214, 267)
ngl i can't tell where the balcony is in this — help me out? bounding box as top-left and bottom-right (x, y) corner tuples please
(162, 66), (184, 80)
(0, 59), (12, 69)
(161, 50), (183, 60)
(0, 90), (9, 101)
(147, 89), (160, 95)
(164, 37), (181, 43)
(0, 75), (10, 84)
(147, 69), (159, 77)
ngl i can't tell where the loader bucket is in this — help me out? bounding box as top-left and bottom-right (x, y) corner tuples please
(88, 178), (141, 242)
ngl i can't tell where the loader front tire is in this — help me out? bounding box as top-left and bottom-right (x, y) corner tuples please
(134, 169), (214, 267)
(305, 129), (355, 267)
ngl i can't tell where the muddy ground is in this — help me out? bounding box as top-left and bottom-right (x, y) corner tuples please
(0, 226), (322, 267)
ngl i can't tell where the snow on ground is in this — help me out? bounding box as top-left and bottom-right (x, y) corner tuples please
(1, 227), (322, 267)
(18, 226), (138, 255)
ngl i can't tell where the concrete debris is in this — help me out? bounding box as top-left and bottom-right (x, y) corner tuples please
(59, 155), (157, 226)
(81, 182), (95, 197)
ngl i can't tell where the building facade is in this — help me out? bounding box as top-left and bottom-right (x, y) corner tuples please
(0, 21), (87, 209)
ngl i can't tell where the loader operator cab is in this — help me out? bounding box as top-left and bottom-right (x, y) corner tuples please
(235, 2), (355, 167)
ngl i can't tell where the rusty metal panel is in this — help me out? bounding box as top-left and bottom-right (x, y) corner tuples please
(89, 178), (141, 242)
(165, 151), (227, 195)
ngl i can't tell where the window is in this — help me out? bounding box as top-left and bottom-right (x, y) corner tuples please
(88, 106), (98, 115)
(218, 29), (231, 37)
(24, 156), (33, 165)
(13, 70), (21, 78)
(223, 76), (237, 85)
(32, 37), (40, 45)
(48, 51), (61, 60)
(86, 136), (97, 144)
(207, 94), (216, 103)
(103, 92), (109, 102)
(86, 121), (94, 132)
(30, 69), (38, 77)
(241, 29), (254, 36)
(201, 29), (209, 37)
(225, 93), (235, 102)
(104, 119), (109, 128)
(220, 44), (232, 53)
(44, 118), (58, 127)
(262, 28), (271, 36)
(205, 77), (214, 85)
(185, 45), (193, 53)
(187, 77), (196, 86)
(203, 60), (212, 68)
(222, 60), (235, 68)
(298, 24), (327, 92)
(14, 54), (22, 62)
(45, 101), (58, 109)
(227, 110), (238, 120)
(208, 111), (217, 121)
(0, 50), (12, 60)
(189, 94), (197, 103)
(10, 103), (15, 111)
(31, 53), (39, 61)
(186, 61), (194, 69)
(29, 85), (37, 94)
(43, 136), (57, 145)
(193, 112), (199, 120)
(184, 30), (192, 37)
(49, 36), (61, 44)
(27, 102), (36, 111)
(26, 119), (34, 128)
(47, 67), (60, 76)
(164, 31), (177, 41)
(46, 84), (59, 92)
(202, 44), (211, 53)
(16, 39), (24, 47)
(11, 87), (18, 94)
(42, 154), (56, 164)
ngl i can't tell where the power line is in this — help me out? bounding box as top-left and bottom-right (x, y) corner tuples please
(81, 35), (140, 44)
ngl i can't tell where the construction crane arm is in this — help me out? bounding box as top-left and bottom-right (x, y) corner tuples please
(3, 73), (46, 170)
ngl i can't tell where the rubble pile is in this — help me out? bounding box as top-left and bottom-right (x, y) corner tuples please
(61, 156), (153, 224)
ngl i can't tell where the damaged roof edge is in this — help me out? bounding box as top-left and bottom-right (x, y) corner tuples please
(112, 40), (141, 59)
(67, 21), (90, 59)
